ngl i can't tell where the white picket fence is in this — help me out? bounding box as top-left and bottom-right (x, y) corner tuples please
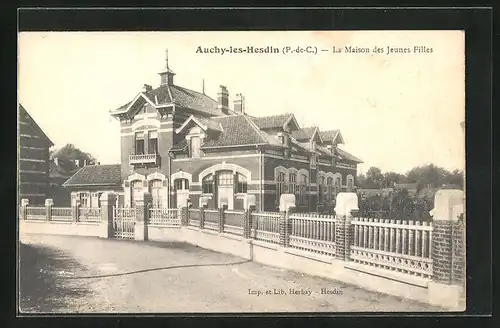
(289, 213), (336, 256)
(350, 217), (433, 278)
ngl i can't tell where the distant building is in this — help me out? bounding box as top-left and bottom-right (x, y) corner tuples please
(63, 50), (363, 212)
(18, 104), (54, 205)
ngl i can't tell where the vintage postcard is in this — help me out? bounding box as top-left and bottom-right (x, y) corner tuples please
(18, 30), (465, 313)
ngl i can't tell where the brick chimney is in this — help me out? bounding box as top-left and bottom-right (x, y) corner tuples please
(217, 85), (229, 114)
(54, 157), (59, 166)
(234, 93), (245, 115)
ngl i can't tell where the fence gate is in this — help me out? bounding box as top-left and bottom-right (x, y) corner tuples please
(112, 207), (136, 239)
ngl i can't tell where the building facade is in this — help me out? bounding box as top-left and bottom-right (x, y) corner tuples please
(65, 52), (362, 212)
(18, 104), (54, 205)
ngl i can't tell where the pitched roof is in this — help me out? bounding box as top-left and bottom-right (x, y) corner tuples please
(176, 115), (222, 134)
(112, 84), (226, 117)
(291, 127), (319, 142)
(251, 113), (297, 130)
(198, 115), (268, 149)
(336, 147), (363, 163)
(320, 130), (344, 144)
(19, 104), (54, 146)
(63, 164), (122, 187)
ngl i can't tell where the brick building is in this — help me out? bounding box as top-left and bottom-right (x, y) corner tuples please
(65, 51), (362, 212)
(18, 104), (54, 205)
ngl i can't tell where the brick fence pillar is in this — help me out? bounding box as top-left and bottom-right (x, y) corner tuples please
(279, 194), (295, 247)
(243, 195), (256, 239)
(20, 199), (29, 220)
(135, 191), (152, 241)
(45, 199), (53, 221)
(334, 192), (359, 261)
(428, 189), (465, 310)
(99, 192), (116, 238)
(180, 206), (189, 226)
(218, 205), (227, 233)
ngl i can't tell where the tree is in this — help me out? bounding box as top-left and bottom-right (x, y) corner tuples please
(406, 164), (449, 190)
(382, 172), (406, 189)
(50, 144), (96, 173)
(364, 167), (384, 189)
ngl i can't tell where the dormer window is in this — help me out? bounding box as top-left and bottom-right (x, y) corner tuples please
(135, 132), (145, 155)
(189, 136), (201, 158)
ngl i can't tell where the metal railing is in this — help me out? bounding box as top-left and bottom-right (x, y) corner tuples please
(129, 153), (158, 164)
(204, 209), (219, 231)
(251, 212), (280, 244)
(149, 207), (180, 227)
(50, 207), (72, 222)
(26, 207), (46, 220)
(78, 207), (101, 222)
(223, 210), (244, 236)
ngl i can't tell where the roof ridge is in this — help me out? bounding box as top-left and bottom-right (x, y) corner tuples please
(173, 84), (218, 103)
(242, 114), (270, 144)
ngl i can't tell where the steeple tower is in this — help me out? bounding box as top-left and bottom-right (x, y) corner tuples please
(158, 49), (176, 85)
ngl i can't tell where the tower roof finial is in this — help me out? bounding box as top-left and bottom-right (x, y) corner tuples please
(165, 48), (169, 69)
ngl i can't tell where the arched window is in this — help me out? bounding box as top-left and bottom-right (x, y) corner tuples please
(288, 173), (297, 196)
(347, 175), (354, 192)
(130, 180), (143, 207)
(299, 173), (308, 205)
(236, 173), (248, 194)
(319, 176), (327, 204)
(202, 174), (214, 194)
(327, 177), (334, 202)
(276, 172), (286, 203)
(150, 179), (163, 208)
(334, 175), (342, 197)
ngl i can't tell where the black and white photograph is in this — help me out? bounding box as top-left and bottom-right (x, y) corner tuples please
(17, 30), (466, 313)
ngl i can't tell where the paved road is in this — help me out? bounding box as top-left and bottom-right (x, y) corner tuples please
(19, 233), (443, 313)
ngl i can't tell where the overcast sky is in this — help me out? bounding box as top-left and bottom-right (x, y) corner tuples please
(18, 31), (464, 174)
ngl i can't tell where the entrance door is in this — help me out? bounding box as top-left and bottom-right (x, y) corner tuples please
(217, 171), (234, 210)
(175, 178), (189, 208)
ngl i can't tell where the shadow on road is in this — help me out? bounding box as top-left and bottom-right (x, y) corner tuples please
(19, 242), (92, 313)
(63, 259), (252, 280)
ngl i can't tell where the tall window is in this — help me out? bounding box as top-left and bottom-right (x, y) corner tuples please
(135, 132), (145, 155)
(288, 173), (297, 197)
(299, 174), (308, 205)
(190, 136), (201, 158)
(150, 179), (163, 208)
(335, 176), (342, 198)
(236, 173), (248, 194)
(202, 174), (214, 194)
(347, 176), (354, 192)
(131, 180), (143, 206)
(79, 192), (89, 207)
(148, 131), (158, 154)
(318, 176), (326, 203)
(327, 177), (334, 203)
(276, 172), (285, 203)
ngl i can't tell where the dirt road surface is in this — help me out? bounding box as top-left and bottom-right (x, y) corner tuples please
(19, 234), (443, 313)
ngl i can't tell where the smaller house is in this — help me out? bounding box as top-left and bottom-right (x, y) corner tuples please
(62, 164), (122, 207)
